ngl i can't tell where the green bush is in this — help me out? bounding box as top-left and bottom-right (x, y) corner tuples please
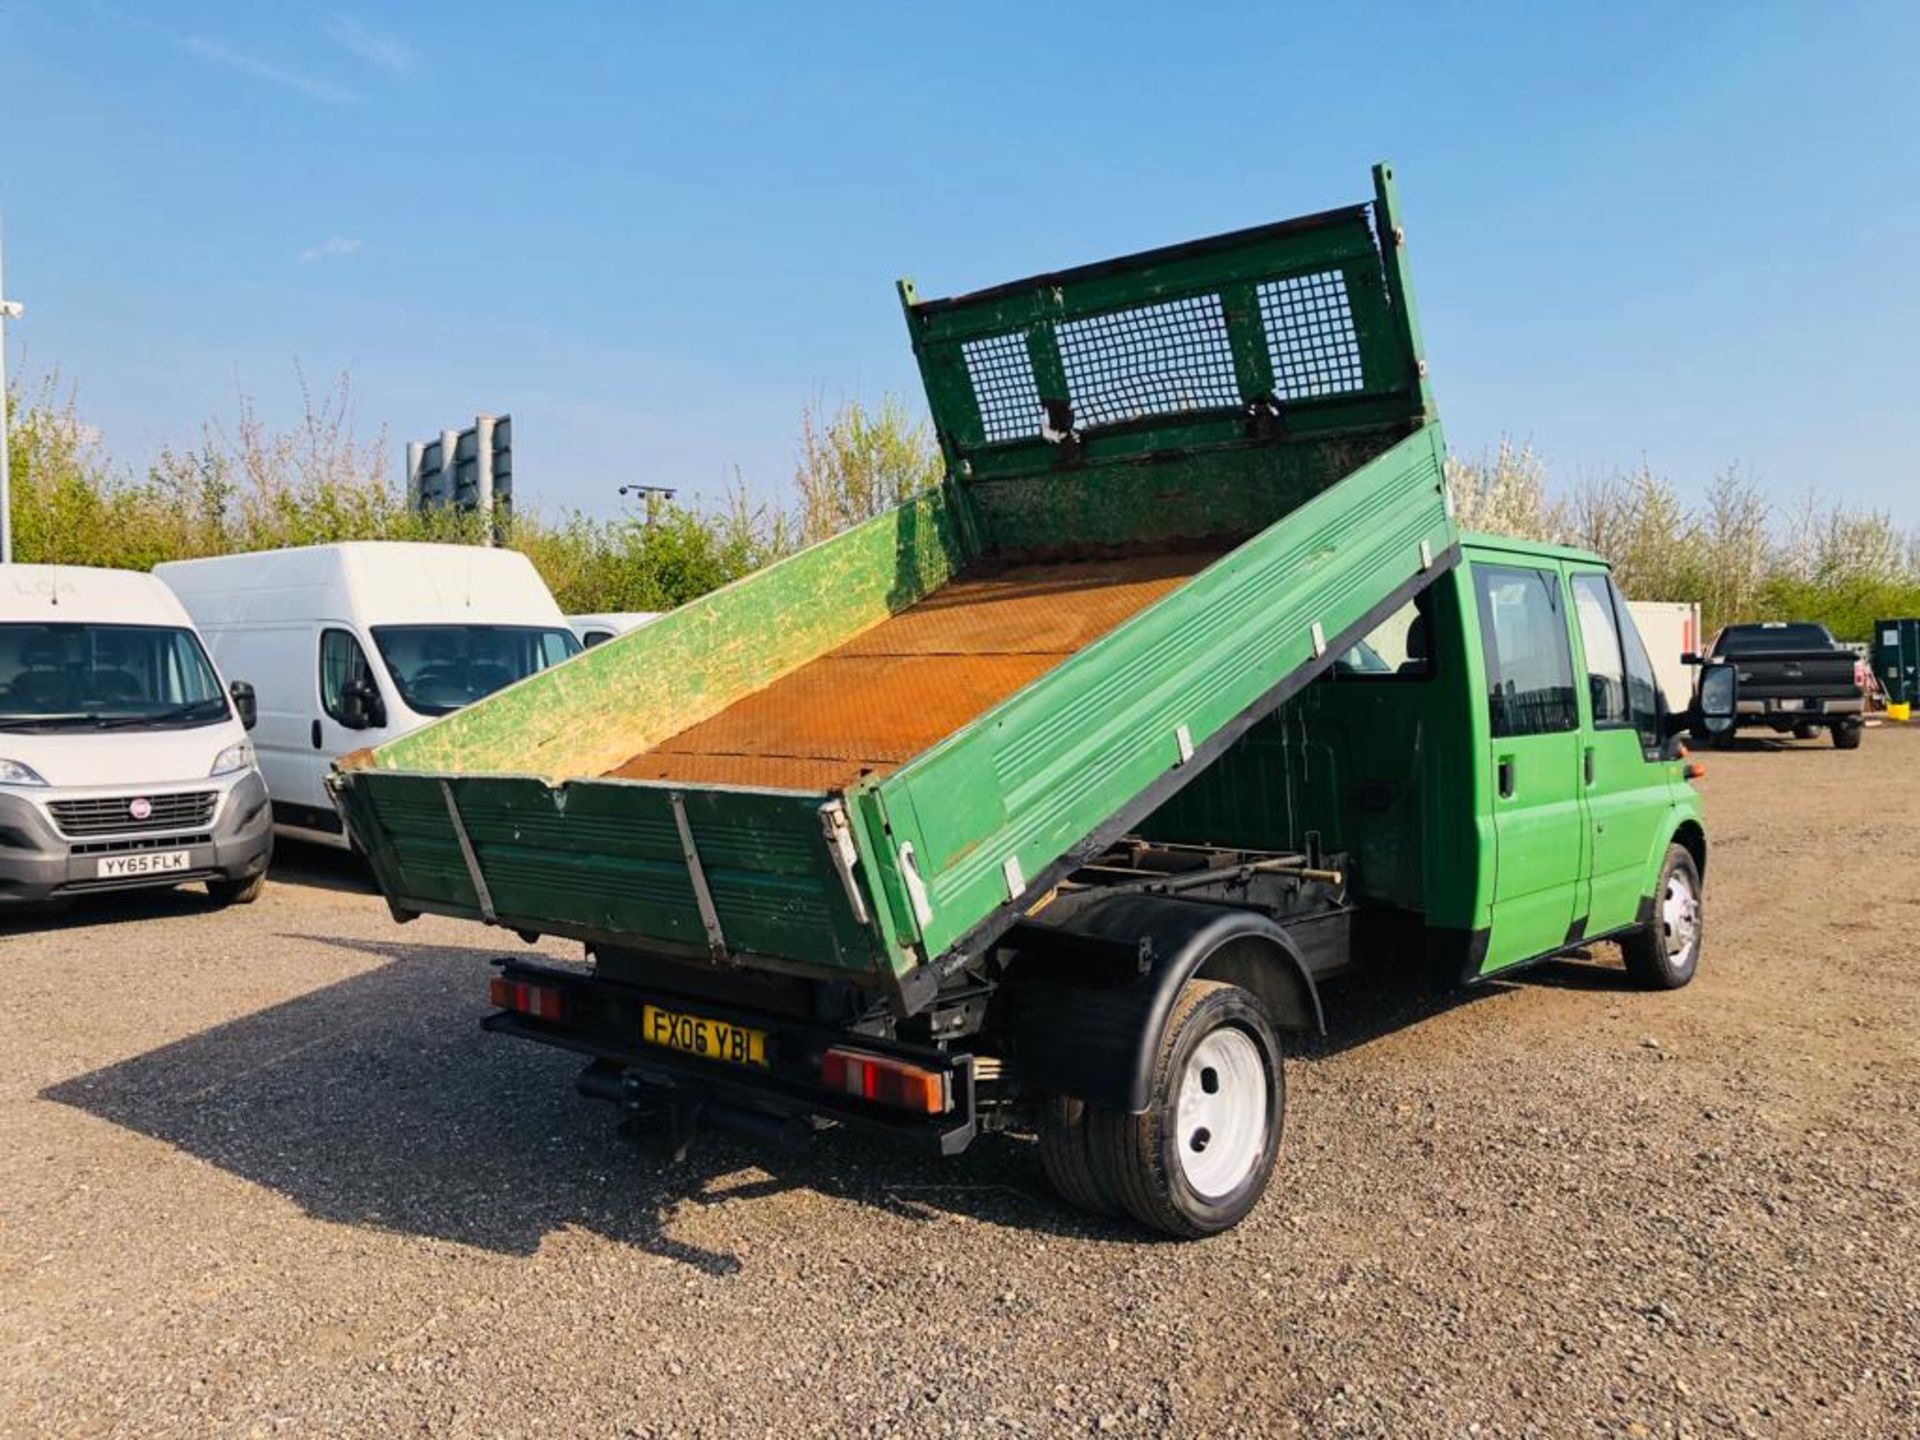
(11, 374), (1914, 642)
(5, 377), (930, 613)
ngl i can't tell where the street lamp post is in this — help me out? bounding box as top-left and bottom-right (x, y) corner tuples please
(617, 483), (676, 531)
(0, 222), (22, 565)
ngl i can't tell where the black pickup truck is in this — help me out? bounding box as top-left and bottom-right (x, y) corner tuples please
(1693, 622), (1865, 748)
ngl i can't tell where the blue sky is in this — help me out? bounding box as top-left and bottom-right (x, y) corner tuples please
(4, 2), (1916, 523)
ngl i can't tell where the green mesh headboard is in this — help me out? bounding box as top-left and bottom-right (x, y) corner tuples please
(898, 163), (1433, 490)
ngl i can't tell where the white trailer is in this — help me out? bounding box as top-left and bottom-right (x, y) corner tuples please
(1627, 599), (1703, 710)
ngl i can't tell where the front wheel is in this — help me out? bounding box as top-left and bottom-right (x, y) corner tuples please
(1620, 844), (1702, 989)
(1041, 980), (1284, 1238)
(206, 872), (267, 907)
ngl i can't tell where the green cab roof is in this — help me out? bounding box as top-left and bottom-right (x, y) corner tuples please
(1462, 530), (1609, 568)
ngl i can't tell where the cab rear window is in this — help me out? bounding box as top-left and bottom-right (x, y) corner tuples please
(1473, 565), (1578, 737)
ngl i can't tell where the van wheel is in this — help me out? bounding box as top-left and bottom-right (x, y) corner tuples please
(1832, 722), (1862, 750)
(1620, 845), (1701, 990)
(1076, 980), (1284, 1238)
(206, 873), (266, 907)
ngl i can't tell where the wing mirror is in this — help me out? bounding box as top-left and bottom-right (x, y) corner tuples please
(1697, 661), (1738, 735)
(340, 676), (387, 731)
(229, 679), (258, 731)
(1661, 658), (1739, 750)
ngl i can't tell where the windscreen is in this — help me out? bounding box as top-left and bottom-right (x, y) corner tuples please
(371, 625), (579, 717)
(1714, 624), (1833, 654)
(0, 623), (230, 731)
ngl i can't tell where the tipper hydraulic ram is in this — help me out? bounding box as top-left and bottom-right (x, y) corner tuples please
(330, 164), (1722, 1237)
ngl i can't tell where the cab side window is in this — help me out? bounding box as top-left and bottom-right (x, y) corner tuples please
(1612, 578), (1663, 749)
(1473, 565), (1578, 737)
(319, 628), (375, 725)
(1571, 573), (1628, 726)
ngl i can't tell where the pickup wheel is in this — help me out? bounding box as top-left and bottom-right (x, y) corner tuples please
(1620, 844), (1702, 990)
(1084, 980), (1284, 1238)
(1792, 721), (1819, 740)
(1832, 722), (1863, 750)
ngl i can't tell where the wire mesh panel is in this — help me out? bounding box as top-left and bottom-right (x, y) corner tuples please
(1056, 295), (1241, 428)
(1258, 271), (1365, 399)
(906, 188), (1419, 474)
(961, 333), (1046, 443)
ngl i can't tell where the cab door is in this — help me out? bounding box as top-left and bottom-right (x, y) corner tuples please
(301, 626), (394, 839)
(1471, 561), (1589, 971)
(1568, 569), (1673, 936)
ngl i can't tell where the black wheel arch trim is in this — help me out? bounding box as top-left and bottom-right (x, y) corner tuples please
(1001, 893), (1322, 1114)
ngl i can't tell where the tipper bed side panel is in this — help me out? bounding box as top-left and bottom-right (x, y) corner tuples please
(871, 425), (1453, 965)
(357, 486), (972, 781)
(865, 163), (1452, 968)
(336, 772), (887, 974)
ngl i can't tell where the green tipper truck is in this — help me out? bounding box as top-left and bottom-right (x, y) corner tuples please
(333, 166), (1736, 1237)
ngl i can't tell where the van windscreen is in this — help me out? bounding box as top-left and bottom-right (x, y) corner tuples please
(0, 624), (230, 731)
(371, 625), (579, 717)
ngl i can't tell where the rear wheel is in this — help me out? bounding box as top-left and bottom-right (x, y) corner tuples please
(1832, 722), (1863, 750)
(206, 872), (266, 907)
(1059, 980), (1284, 1238)
(1035, 1093), (1113, 1217)
(1620, 844), (1701, 990)
(1792, 721), (1819, 740)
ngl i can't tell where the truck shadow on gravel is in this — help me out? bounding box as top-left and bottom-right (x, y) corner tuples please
(42, 937), (1130, 1266)
(42, 934), (1634, 1264)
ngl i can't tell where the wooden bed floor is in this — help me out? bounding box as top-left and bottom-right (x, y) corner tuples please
(602, 549), (1223, 792)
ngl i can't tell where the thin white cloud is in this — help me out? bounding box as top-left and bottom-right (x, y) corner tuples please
(300, 235), (364, 264)
(325, 14), (412, 75)
(179, 32), (360, 104)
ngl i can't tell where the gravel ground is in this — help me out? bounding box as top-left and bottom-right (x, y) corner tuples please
(3, 727), (1917, 1438)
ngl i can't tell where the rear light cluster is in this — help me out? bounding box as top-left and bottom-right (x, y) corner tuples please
(820, 1047), (951, 1115)
(1855, 658), (1870, 690)
(489, 976), (564, 1021)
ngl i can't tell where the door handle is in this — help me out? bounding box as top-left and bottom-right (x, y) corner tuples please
(311, 719), (323, 750)
(1584, 746), (1595, 786)
(1497, 756), (1515, 799)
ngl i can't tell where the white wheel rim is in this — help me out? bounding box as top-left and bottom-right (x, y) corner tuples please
(1174, 1025), (1268, 1199)
(1661, 869), (1700, 962)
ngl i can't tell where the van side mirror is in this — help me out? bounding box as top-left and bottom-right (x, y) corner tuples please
(229, 680), (258, 731)
(340, 677), (387, 731)
(1698, 662), (1738, 734)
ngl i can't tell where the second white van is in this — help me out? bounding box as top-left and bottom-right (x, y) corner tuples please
(157, 542), (579, 847)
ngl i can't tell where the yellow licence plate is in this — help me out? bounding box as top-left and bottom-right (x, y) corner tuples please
(642, 1005), (769, 1068)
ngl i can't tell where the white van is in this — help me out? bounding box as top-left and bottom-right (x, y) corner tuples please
(0, 565), (272, 910)
(567, 611), (661, 648)
(157, 543), (578, 847)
